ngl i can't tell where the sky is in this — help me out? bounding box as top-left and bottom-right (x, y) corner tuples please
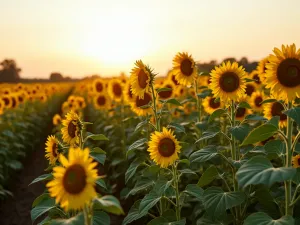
(0, 0), (300, 79)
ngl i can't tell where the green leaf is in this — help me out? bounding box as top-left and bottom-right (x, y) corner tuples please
(197, 89), (212, 99)
(198, 165), (219, 187)
(208, 109), (226, 123)
(31, 197), (56, 223)
(153, 177), (172, 196)
(292, 168), (300, 185)
(190, 146), (218, 163)
(264, 140), (285, 159)
(50, 212), (84, 225)
(203, 187), (245, 218)
(127, 177), (155, 197)
(266, 116), (280, 128)
(229, 124), (250, 142)
(128, 138), (147, 152)
(195, 132), (219, 144)
(238, 101), (251, 109)
(93, 211), (110, 225)
(96, 178), (107, 189)
(260, 99), (277, 105)
(94, 195), (124, 215)
(183, 184), (204, 201)
(87, 134), (109, 141)
(254, 187), (280, 218)
(92, 147), (106, 154)
(6, 160), (23, 170)
(236, 156), (296, 188)
(163, 98), (182, 106)
(245, 114), (267, 121)
(29, 174), (53, 186)
(241, 124), (278, 146)
(284, 107), (300, 125)
(122, 200), (147, 225)
(168, 122), (186, 133)
(139, 190), (161, 215)
(244, 212), (294, 225)
(147, 217), (168, 225)
(135, 119), (149, 133)
(32, 193), (51, 208)
(156, 87), (172, 93)
(90, 152), (106, 165)
(125, 158), (144, 184)
(178, 159), (190, 166)
(178, 169), (197, 176)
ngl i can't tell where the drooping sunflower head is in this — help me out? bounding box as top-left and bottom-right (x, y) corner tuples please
(209, 61), (246, 103)
(108, 79), (124, 102)
(172, 52), (197, 86)
(202, 96), (224, 115)
(61, 111), (81, 145)
(148, 127), (181, 168)
(123, 82), (135, 104)
(292, 155), (300, 168)
(130, 92), (153, 116)
(93, 93), (110, 110)
(45, 135), (61, 165)
(130, 60), (152, 99)
(250, 91), (264, 112)
(263, 101), (287, 128)
(157, 80), (175, 100)
(46, 147), (98, 211)
(53, 114), (62, 126)
(265, 43), (300, 101)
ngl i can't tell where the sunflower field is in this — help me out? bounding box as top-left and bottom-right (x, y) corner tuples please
(1, 43), (300, 225)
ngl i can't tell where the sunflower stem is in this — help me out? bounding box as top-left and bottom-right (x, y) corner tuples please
(285, 101), (293, 216)
(172, 164), (181, 221)
(83, 204), (92, 225)
(150, 83), (160, 132)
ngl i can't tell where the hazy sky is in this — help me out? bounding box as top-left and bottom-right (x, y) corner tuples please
(1, 0), (300, 79)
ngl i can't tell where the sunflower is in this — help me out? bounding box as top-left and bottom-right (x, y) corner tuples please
(123, 82), (135, 104)
(0, 99), (4, 113)
(1, 88), (11, 95)
(250, 91), (264, 112)
(292, 155), (300, 168)
(148, 127), (181, 168)
(257, 57), (269, 79)
(10, 94), (19, 109)
(245, 83), (256, 97)
(250, 70), (264, 88)
(265, 43), (300, 101)
(61, 111), (81, 145)
(167, 70), (180, 86)
(108, 79), (124, 102)
(198, 75), (211, 88)
(130, 92), (153, 116)
(45, 135), (60, 165)
(130, 60), (151, 99)
(202, 96), (224, 114)
(76, 96), (86, 109)
(174, 85), (186, 98)
(157, 81), (175, 100)
(209, 61), (246, 103)
(93, 94), (110, 109)
(17, 91), (28, 104)
(92, 78), (106, 94)
(53, 114), (62, 126)
(172, 52), (197, 86)
(235, 107), (252, 121)
(46, 147), (98, 211)
(263, 101), (287, 128)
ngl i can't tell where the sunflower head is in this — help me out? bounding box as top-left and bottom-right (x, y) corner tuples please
(250, 70), (264, 88)
(46, 147), (98, 211)
(53, 114), (62, 126)
(157, 80), (175, 100)
(45, 135), (61, 165)
(202, 96), (223, 115)
(172, 52), (197, 86)
(93, 78), (106, 94)
(167, 70), (180, 86)
(94, 93), (110, 110)
(250, 91), (264, 112)
(148, 127), (181, 168)
(245, 82), (256, 97)
(130, 92), (153, 116)
(263, 101), (287, 128)
(257, 57), (269, 78)
(123, 82), (135, 104)
(108, 79), (124, 102)
(61, 111), (82, 145)
(265, 43), (300, 101)
(293, 155), (300, 168)
(209, 61), (246, 103)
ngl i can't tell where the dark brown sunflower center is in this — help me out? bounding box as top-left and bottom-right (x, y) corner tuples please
(158, 138), (175, 157)
(254, 96), (263, 107)
(52, 143), (58, 158)
(113, 83), (122, 96)
(298, 158), (300, 166)
(209, 97), (221, 109)
(158, 85), (173, 99)
(63, 164), (86, 194)
(277, 58), (300, 87)
(4, 91), (9, 94)
(136, 93), (152, 107)
(68, 120), (77, 138)
(236, 107), (246, 118)
(96, 82), (103, 92)
(245, 84), (255, 96)
(11, 98), (17, 108)
(97, 96), (106, 106)
(180, 59), (193, 76)
(219, 72), (240, 92)
(138, 70), (148, 89)
(171, 75), (179, 85)
(33, 90), (36, 94)
(271, 102), (287, 121)
(3, 97), (9, 106)
(79, 101), (83, 107)
(18, 96), (24, 102)
(253, 74), (261, 84)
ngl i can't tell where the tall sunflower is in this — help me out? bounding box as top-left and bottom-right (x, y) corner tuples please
(47, 147), (98, 211)
(250, 91), (264, 112)
(172, 52), (197, 86)
(265, 43), (300, 101)
(61, 111), (81, 145)
(53, 114), (62, 126)
(263, 101), (287, 128)
(45, 135), (60, 165)
(108, 79), (123, 102)
(130, 92), (153, 116)
(130, 60), (151, 99)
(202, 96), (223, 114)
(93, 93), (110, 109)
(209, 61), (246, 103)
(148, 127), (181, 168)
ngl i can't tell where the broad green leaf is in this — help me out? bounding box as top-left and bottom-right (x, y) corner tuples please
(229, 124), (250, 142)
(292, 168), (300, 185)
(163, 98), (182, 106)
(134, 119), (149, 133)
(178, 159), (190, 166)
(31, 197), (56, 223)
(168, 122), (186, 133)
(32, 193), (51, 208)
(178, 169), (197, 176)
(238, 101), (251, 109)
(96, 178), (107, 189)
(128, 138), (147, 152)
(147, 217), (168, 225)
(90, 152), (106, 165)
(266, 116), (280, 128)
(198, 165), (219, 187)
(236, 156), (296, 188)
(245, 114), (267, 121)
(183, 184), (204, 201)
(125, 158), (144, 184)
(244, 212), (294, 225)
(284, 107), (300, 125)
(93, 211), (110, 225)
(197, 89), (212, 99)
(241, 124), (278, 146)
(195, 132), (219, 144)
(156, 87), (172, 93)
(94, 195), (124, 215)
(50, 213), (84, 225)
(264, 140), (285, 159)
(92, 147), (106, 154)
(190, 146), (218, 163)
(87, 134), (109, 141)
(139, 190), (161, 215)
(127, 177), (155, 197)
(260, 99), (277, 105)
(29, 174), (53, 186)
(122, 200), (147, 225)
(153, 177), (172, 196)
(208, 109), (226, 123)
(203, 187), (245, 218)
(254, 187), (280, 218)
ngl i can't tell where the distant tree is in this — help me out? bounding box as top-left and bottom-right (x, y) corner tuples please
(0, 59), (21, 83)
(222, 57), (236, 63)
(50, 72), (63, 81)
(239, 57), (249, 65)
